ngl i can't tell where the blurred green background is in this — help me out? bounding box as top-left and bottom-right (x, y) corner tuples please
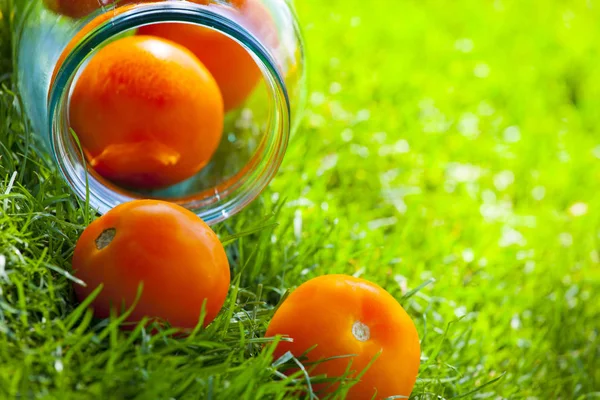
(1, 0), (599, 398)
(285, 0), (600, 395)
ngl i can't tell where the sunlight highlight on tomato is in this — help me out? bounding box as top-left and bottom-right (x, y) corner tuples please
(72, 200), (230, 329)
(265, 274), (421, 399)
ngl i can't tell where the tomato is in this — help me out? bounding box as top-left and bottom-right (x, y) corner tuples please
(44, 1), (240, 20)
(69, 35), (224, 189)
(138, 0), (278, 111)
(138, 23), (261, 112)
(265, 275), (420, 399)
(72, 200), (230, 329)
(44, 0), (170, 18)
(44, 0), (113, 18)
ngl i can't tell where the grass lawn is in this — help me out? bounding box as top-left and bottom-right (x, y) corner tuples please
(1, 0), (600, 398)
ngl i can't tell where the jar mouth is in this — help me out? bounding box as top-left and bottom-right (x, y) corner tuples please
(48, 2), (291, 225)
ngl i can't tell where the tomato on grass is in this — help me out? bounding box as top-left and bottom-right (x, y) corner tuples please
(69, 35), (224, 189)
(265, 274), (421, 399)
(72, 200), (230, 329)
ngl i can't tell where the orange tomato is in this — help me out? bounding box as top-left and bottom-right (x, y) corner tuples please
(44, 0), (171, 18)
(138, 23), (261, 112)
(69, 35), (224, 189)
(138, 0), (278, 111)
(72, 200), (230, 329)
(265, 275), (420, 399)
(44, 0), (113, 18)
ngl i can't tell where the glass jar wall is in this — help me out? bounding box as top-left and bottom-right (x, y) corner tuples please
(15, 0), (304, 224)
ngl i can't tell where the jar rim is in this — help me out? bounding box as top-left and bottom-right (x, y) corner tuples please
(48, 1), (291, 225)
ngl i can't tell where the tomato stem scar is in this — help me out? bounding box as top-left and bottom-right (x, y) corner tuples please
(352, 321), (370, 342)
(95, 228), (116, 250)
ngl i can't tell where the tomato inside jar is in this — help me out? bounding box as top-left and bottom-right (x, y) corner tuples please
(17, 0), (305, 224)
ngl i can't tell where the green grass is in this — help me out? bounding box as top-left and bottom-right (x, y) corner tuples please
(1, 0), (600, 398)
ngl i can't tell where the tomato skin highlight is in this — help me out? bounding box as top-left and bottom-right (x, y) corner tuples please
(69, 35), (224, 189)
(265, 274), (421, 399)
(72, 200), (230, 329)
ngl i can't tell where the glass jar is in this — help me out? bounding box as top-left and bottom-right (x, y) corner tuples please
(15, 0), (304, 225)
